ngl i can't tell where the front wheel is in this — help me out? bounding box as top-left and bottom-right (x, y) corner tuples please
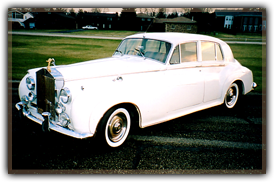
(97, 108), (131, 148)
(224, 83), (239, 109)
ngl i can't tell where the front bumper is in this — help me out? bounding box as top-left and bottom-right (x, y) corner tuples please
(15, 102), (93, 139)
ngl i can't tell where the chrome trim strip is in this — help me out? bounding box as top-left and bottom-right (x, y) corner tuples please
(167, 64), (226, 71)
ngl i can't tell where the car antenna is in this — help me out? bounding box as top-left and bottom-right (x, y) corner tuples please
(144, 20), (153, 38)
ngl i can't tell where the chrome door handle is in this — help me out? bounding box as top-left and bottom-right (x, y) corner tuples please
(113, 76), (123, 82)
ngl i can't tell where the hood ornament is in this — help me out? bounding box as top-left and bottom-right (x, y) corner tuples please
(46, 58), (55, 73)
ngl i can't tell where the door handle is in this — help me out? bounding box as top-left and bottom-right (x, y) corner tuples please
(113, 76), (123, 82)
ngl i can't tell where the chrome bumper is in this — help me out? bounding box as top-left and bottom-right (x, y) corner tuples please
(15, 102), (93, 139)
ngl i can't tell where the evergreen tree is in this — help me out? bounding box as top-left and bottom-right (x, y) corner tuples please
(120, 8), (137, 30)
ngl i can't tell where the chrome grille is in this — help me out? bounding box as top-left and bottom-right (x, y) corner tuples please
(36, 68), (55, 118)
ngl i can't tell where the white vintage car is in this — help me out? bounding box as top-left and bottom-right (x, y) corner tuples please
(16, 33), (257, 148)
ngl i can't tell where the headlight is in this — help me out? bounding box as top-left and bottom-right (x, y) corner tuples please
(60, 87), (72, 104)
(26, 76), (35, 90)
(28, 91), (36, 102)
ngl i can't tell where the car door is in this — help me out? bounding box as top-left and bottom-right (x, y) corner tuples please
(166, 42), (204, 112)
(200, 41), (225, 102)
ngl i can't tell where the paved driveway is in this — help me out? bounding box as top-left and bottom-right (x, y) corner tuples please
(10, 82), (265, 174)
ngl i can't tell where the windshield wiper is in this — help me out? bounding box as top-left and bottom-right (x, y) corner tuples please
(134, 47), (146, 59)
(115, 49), (123, 56)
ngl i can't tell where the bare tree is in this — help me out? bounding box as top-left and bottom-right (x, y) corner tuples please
(55, 8), (67, 12)
(86, 8), (109, 13)
(68, 8), (76, 17)
(78, 9), (84, 13)
(156, 8), (167, 18)
(102, 8), (109, 13)
(136, 8), (144, 13)
(91, 8), (101, 13)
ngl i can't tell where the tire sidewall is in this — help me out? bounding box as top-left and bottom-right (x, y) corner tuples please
(225, 83), (239, 109)
(98, 108), (131, 148)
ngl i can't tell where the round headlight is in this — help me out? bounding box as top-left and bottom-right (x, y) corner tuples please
(60, 87), (72, 104)
(28, 91), (36, 102)
(26, 76), (35, 90)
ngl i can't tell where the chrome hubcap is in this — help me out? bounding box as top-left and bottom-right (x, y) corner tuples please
(108, 114), (127, 143)
(226, 87), (237, 106)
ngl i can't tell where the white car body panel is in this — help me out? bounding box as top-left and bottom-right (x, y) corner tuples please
(16, 33), (255, 144)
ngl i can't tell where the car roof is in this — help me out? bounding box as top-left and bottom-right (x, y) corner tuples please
(125, 32), (226, 45)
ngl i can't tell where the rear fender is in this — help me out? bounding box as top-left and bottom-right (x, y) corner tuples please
(221, 67), (253, 102)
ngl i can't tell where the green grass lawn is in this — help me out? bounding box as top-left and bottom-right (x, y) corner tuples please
(9, 34), (265, 93)
(11, 29), (266, 41)
(9, 35), (121, 79)
(66, 30), (141, 37)
(11, 29), (141, 38)
(229, 44), (265, 93)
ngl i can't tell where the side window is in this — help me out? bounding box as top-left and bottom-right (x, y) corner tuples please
(180, 42), (197, 62)
(201, 42), (224, 61)
(170, 45), (180, 64)
(201, 42), (215, 61)
(216, 44), (223, 61)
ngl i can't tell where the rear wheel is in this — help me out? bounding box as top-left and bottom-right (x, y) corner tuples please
(224, 83), (239, 109)
(97, 107), (131, 148)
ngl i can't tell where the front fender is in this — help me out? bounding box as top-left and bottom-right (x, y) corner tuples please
(68, 77), (139, 136)
(70, 92), (94, 135)
(88, 90), (137, 136)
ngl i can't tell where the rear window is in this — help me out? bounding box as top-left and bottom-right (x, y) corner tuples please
(201, 42), (215, 61)
(201, 42), (223, 61)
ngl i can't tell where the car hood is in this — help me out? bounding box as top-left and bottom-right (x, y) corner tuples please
(52, 56), (165, 81)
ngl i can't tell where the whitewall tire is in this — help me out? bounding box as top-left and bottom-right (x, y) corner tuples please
(98, 108), (131, 148)
(224, 83), (239, 109)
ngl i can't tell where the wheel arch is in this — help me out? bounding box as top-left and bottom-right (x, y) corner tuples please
(234, 79), (245, 95)
(92, 102), (141, 137)
(222, 78), (244, 103)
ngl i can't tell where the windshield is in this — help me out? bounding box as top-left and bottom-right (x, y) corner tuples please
(114, 38), (172, 63)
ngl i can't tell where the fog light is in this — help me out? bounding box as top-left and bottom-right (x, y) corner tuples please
(21, 95), (29, 105)
(59, 113), (70, 127)
(56, 102), (65, 114)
